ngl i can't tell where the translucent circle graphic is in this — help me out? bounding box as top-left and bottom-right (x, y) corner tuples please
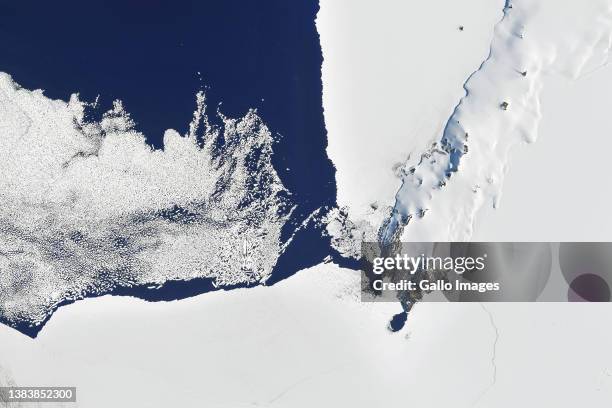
(568, 274), (611, 302)
(560, 243), (612, 302)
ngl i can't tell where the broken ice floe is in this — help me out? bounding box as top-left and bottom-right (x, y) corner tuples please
(0, 73), (293, 331)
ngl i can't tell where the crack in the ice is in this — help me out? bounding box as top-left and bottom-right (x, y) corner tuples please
(265, 362), (352, 405)
(472, 303), (499, 407)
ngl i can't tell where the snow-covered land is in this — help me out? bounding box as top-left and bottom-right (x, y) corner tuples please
(382, 0), (612, 243)
(322, 0), (612, 247)
(474, 48), (612, 241)
(319, 0), (502, 253)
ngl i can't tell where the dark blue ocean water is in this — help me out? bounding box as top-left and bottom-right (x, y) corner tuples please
(388, 312), (408, 332)
(0, 0), (340, 337)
